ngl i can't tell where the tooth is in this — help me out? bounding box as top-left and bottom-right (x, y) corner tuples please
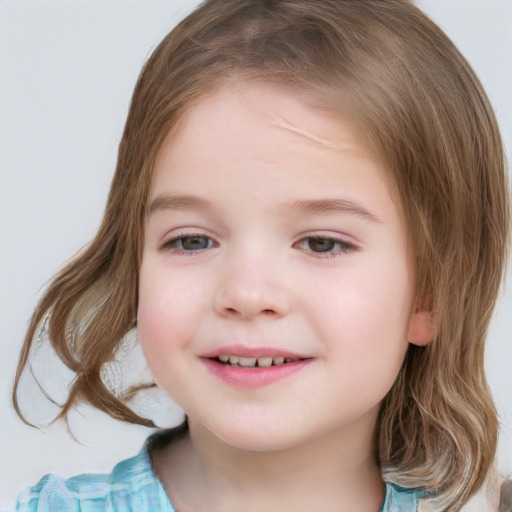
(238, 357), (257, 367)
(257, 357), (273, 367)
(273, 357), (285, 366)
(229, 355), (239, 365)
(218, 355), (229, 363)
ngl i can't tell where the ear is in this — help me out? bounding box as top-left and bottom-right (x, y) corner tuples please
(407, 308), (434, 347)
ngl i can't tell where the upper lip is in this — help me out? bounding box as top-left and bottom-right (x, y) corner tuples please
(201, 345), (310, 359)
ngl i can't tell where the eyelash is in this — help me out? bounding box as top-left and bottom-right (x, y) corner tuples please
(160, 233), (357, 258)
(293, 236), (357, 258)
(161, 234), (217, 254)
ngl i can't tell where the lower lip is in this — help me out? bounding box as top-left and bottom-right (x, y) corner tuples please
(202, 358), (312, 389)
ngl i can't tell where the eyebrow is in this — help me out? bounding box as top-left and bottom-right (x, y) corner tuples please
(148, 194), (213, 216)
(282, 199), (381, 222)
(148, 194), (380, 222)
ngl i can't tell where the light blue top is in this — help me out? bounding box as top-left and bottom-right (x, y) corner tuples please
(15, 430), (424, 511)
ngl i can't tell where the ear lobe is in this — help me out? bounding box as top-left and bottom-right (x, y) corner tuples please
(407, 309), (434, 346)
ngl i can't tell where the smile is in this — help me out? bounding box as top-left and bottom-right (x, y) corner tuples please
(202, 350), (312, 389)
(216, 355), (297, 367)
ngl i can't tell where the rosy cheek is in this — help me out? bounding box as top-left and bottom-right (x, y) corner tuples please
(138, 304), (184, 356)
(138, 268), (203, 354)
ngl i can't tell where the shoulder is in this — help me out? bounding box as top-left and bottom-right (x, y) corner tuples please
(382, 483), (424, 512)
(15, 439), (174, 512)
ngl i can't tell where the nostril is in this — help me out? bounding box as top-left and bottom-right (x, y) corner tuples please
(223, 307), (277, 317)
(214, 285), (291, 319)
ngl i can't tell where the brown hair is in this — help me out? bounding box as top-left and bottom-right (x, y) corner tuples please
(13, 0), (510, 509)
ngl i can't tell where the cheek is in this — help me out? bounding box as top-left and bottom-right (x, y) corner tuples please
(135, 262), (205, 404)
(315, 261), (412, 331)
(306, 256), (413, 378)
(136, 261), (207, 358)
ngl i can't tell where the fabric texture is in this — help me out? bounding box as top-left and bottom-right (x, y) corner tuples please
(15, 440), (174, 512)
(15, 429), (423, 511)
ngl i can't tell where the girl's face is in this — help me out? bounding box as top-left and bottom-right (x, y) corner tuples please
(138, 81), (431, 452)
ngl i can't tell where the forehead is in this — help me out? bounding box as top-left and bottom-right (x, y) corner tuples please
(152, 80), (387, 184)
(148, 81), (403, 229)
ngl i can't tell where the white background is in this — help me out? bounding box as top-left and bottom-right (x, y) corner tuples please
(0, 0), (511, 509)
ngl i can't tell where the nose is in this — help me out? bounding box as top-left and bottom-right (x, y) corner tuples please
(213, 253), (291, 320)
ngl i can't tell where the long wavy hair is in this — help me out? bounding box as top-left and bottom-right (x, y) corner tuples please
(13, 1), (510, 509)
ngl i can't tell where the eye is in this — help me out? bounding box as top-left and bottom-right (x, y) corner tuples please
(161, 234), (216, 253)
(294, 236), (356, 257)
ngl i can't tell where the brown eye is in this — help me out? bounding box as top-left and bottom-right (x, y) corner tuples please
(306, 237), (336, 253)
(293, 235), (356, 258)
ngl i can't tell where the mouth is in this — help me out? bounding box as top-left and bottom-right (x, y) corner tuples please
(214, 355), (299, 368)
(202, 348), (312, 389)
(202, 351), (314, 390)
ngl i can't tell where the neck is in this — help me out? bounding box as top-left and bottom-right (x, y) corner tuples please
(154, 414), (385, 512)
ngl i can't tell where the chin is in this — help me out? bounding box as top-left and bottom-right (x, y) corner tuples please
(193, 413), (310, 453)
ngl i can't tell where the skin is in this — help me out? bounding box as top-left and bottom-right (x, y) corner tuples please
(137, 81), (432, 512)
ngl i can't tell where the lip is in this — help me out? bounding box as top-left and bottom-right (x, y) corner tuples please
(201, 344), (309, 360)
(201, 345), (313, 390)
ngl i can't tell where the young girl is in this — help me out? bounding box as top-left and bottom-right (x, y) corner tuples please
(11, 0), (510, 511)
